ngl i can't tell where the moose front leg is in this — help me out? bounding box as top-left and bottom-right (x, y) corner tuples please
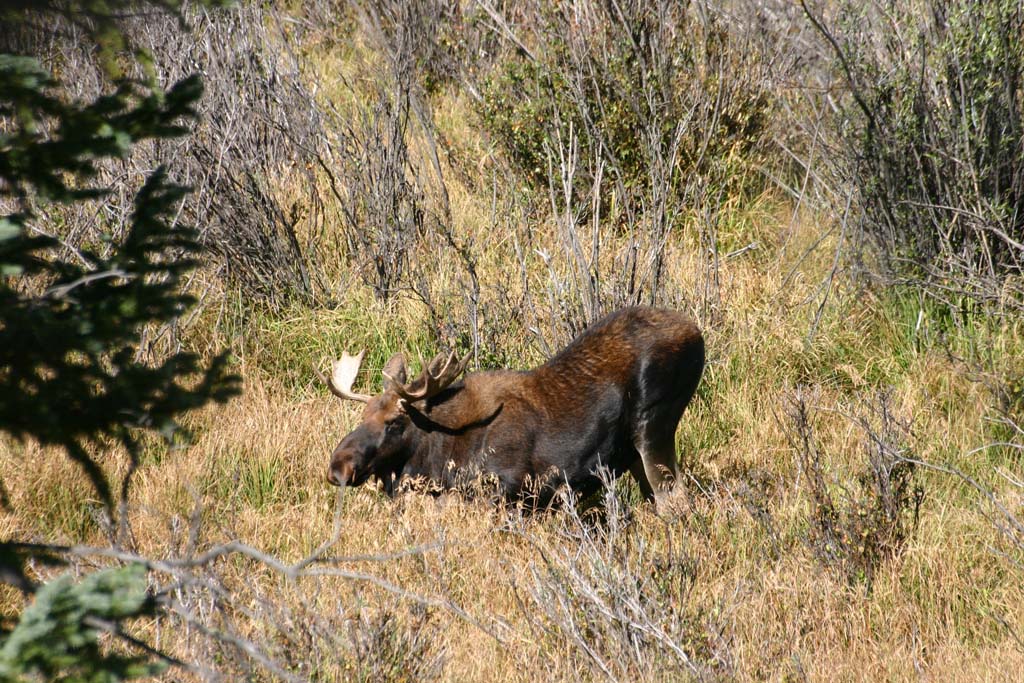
(628, 458), (655, 503)
(633, 432), (679, 509)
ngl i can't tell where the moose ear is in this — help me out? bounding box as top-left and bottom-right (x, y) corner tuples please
(381, 352), (408, 390)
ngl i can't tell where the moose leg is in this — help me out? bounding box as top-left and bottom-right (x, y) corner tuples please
(628, 458), (656, 503)
(633, 427), (679, 508)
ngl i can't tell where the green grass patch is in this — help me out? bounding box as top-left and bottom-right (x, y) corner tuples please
(217, 292), (440, 398)
(31, 479), (98, 541)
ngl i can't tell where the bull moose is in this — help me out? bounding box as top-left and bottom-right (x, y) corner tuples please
(318, 306), (704, 507)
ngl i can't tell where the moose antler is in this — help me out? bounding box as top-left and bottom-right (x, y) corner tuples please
(384, 350), (469, 404)
(316, 350), (372, 403)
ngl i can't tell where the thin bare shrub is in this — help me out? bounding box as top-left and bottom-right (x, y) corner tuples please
(925, 358), (1024, 572)
(509, 476), (733, 682)
(350, 0), (470, 96)
(896, 408), (1023, 645)
(347, 608), (447, 683)
(340, 0), (527, 361)
(803, 0), (1024, 313)
(470, 0), (777, 346)
(21, 5), (335, 311)
(137, 5), (331, 308)
(909, 453), (1023, 577)
(13, 492), (466, 681)
(784, 388), (923, 589)
(326, 75), (426, 302)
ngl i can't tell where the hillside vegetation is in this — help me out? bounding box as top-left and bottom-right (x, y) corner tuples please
(1, 1), (1022, 680)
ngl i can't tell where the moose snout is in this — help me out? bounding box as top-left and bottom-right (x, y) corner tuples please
(327, 457), (355, 487)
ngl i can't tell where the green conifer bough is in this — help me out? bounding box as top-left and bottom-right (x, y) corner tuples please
(1, 1), (239, 678)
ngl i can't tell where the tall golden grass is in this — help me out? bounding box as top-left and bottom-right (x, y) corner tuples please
(4, 198), (1022, 679)
(2, 2), (1023, 680)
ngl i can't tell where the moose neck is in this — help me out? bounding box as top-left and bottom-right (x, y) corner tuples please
(393, 381), (503, 486)
(405, 390), (500, 434)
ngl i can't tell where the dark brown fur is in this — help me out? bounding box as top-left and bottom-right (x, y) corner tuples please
(326, 307), (704, 506)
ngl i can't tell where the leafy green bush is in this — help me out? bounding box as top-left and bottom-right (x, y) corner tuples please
(0, 56), (239, 513)
(477, 0), (772, 206)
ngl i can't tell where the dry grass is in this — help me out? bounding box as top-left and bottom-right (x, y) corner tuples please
(3, 2), (1024, 680)
(3, 202), (1023, 679)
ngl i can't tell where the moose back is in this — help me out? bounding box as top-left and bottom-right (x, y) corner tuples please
(318, 306), (704, 507)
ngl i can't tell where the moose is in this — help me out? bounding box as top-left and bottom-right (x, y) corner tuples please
(317, 306), (704, 508)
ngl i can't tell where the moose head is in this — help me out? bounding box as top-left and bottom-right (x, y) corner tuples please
(316, 350), (470, 489)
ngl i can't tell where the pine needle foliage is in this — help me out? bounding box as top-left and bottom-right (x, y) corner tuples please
(1, 2), (239, 678)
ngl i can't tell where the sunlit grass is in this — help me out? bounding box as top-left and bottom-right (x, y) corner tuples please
(2, 6), (1023, 681)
